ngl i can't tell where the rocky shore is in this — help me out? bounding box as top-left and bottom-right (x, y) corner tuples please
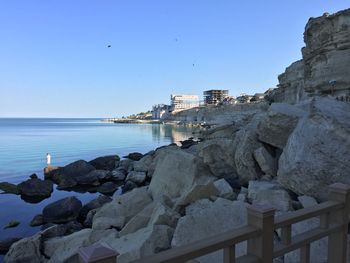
(1, 8), (350, 263)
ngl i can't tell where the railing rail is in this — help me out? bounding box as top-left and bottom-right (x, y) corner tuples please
(80, 183), (350, 263)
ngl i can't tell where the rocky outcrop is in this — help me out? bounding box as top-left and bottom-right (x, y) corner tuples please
(271, 9), (350, 103)
(278, 98), (350, 200)
(78, 195), (112, 222)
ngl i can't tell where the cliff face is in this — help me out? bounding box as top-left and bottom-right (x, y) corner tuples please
(273, 8), (350, 103)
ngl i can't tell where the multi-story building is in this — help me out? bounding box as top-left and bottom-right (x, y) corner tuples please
(170, 94), (199, 112)
(203, 90), (229, 105)
(152, 104), (172, 119)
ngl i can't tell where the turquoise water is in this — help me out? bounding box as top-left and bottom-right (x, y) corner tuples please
(0, 118), (194, 260)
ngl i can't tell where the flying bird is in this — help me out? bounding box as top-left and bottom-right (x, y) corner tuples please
(107, 45), (111, 48)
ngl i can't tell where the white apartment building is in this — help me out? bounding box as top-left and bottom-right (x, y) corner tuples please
(170, 94), (199, 112)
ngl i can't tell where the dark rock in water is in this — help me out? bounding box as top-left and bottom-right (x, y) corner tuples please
(30, 214), (44, 227)
(17, 178), (53, 198)
(123, 180), (137, 193)
(97, 182), (119, 195)
(29, 173), (38, 179)
(123, 152), (144, 161)
(43, 196), (82, 224)
(41, 221), (83, 240)
(74, 172), (101, 186)
(78, 195), (112, 221)
(0, 182), (19, 195)
(89, 155), (120, 171)
(180, 139), (197, 149)
(57, 177), (77, 190)
(44, 166), (60, 179)
(49, 160), (96, 186)
(0, 237), (21, 254)
(4, 220), (20, 229)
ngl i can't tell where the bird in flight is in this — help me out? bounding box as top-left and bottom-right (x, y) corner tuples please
(107, 45), (111, 48)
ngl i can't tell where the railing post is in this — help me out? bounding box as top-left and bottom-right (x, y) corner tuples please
(247, 204), (275, 263)
(79, 242), (119, 263)
(327, 183), (350, 263)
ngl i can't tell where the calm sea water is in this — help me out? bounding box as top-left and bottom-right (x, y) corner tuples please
(0, 118), (194, 261)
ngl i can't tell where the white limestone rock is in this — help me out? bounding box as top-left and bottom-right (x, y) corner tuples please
(92, 187), (152, 230)
(171, 198), (247, 263)
(213, 178), (235, 200)
(248, 181), (292, 212)
(278, 98), (350, 200)
(149, 147), (214, 201)
(253, 147), (277, 177)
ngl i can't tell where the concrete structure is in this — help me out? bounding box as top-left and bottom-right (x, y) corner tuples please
(170, 94), (199, 112)
(236, 93), (253, 103)
(152, 104), (171, 119)
(222, 96), (237, 105)
(203, 90), (229, 105)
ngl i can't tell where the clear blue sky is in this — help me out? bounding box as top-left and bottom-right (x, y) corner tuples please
(0, 1), (348, 117)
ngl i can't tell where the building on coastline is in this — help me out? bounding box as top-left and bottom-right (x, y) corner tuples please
(250, 93), (265, 102)
(170, 94), (200, 112)
(236, 93), (253, 103)
(152, 104), (172, 119)
(203, 90), (229, 105)
(222, 96), (237, 105)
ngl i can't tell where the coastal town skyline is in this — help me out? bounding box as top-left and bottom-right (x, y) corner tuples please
(0, 1), (349, 118)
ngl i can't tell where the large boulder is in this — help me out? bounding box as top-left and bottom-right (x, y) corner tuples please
(45, 229), (93, 262)
(43, 196), (82, 224)
(278, 98), (350, 200)
(48, 160), (96, 187)
(89, 155), (120, 171)
(17, 178), (53, 198)
(133, 154), (154, 173)
(92, 187), (153, 230)
(197, 138), (237, 178)
(79, 195), (112, 221)
(233, 114), (266, 184)
(149, 147), (214, 201)
(4, 234), (44, 263)
(247, 180), (292, 212)
(119, 203), (156, 236)
(171, 198), (247, 263)
(257, 103), (305, 149)
(105, 225), (174, 263)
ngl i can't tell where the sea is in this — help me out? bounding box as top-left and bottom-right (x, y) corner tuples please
(0, 118), (195, 261)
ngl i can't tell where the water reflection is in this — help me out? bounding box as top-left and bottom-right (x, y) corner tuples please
(151, 124), (195, 144)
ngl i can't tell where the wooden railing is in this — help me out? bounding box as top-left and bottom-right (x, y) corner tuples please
(79, 183), (350, 263)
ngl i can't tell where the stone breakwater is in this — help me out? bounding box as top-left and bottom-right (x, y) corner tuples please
(2, 95), (349, 263)
(2, 8), (350, 263)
